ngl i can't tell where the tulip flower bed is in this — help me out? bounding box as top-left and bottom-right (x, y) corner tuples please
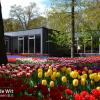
(47, 56), (100, 70)
(16, 58), (47, 64)
(7, 55), (47, 64)
(0, 63), (100, 100)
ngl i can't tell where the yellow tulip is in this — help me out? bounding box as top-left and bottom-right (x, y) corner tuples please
(70, 71), (78, 78)
(73, 79), (79, 87)
(44, 72), (49, 77)
(78, 75), (81, 79)
(51, 75), (56, 81)
(38, 68), (43, 73)
(84, 67), (88, 71)
(47, 69), (52, 76)
(61, 76), (67, 83)
(82, 71), (86, 74)
(81, 74), (87, 79)
(98, 74), (100, 81)
(93, 73), (97, 76)
(96, 86), (100, 90)
(56, 72), (60, 77)
(90, 73), (98, 80)
(38, 72), (42, 78)
(53, 68), (57, 72)
(66, 67), (71, 74)
(88, 70), (92, 74)
(83, 74), (87, 79)
(91, 80), (94, 85)
(42, 79), (47, 86)
(49, 66), (52, 69)
(81, 78), (86, 86)
(89, 74), (94, 80)
(98, 72), (100, 75)
(93, 74), (99, 82)
(50, 81), (54, 87)
(61, 66), (66, 72)
(53, 72), (57, 77)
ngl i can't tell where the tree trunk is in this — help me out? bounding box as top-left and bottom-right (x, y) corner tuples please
(71, 0), (75, 58)
(0, 2), (8, 65)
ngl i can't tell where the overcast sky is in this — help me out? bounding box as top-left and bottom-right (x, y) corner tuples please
(1, 0), (50, 19)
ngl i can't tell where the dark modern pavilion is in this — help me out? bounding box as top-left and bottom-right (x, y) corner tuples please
(4, 27), (51, 54)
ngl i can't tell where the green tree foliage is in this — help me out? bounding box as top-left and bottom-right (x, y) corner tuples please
(3, 18), (22, 32)
(47, 10), (71, 33)
(48, 0), (100, 54)
(28, 16), (47, 29)
(47, 0), (73, 56)
(78, 0), (100, 52)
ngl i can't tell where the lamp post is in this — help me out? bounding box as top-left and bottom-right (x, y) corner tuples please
(91, 36), (93, 53)
(84, 43), (86, 54)
(77, 37), (78, 53)
(71, 0), (75, 58)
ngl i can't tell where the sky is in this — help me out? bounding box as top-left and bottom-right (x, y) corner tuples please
(1, 0), (50, 19)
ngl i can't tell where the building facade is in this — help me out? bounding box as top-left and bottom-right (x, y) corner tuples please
(4, 27), (51, 54)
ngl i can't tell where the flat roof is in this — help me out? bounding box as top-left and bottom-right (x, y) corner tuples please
(4, 27), (44, 37)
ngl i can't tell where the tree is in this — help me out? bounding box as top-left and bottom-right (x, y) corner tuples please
(48, 0), (76, 57)
(4, 18), (22, 32)
(47, 10), (71, 45)
(0, 2), (8, 65)
(28, 16), (47, 29)
(47, 10), (71, 33)
(10, 2), (39, 30)
(71, 0), (75, 58)
(47, 10), (72, 56)
(77, 0), (100, 52)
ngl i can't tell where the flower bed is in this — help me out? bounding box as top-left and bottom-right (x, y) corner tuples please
(0, 63), (100, 99)
(7, 55), (47, 64)
(16, 58), (47, 64)
(47, 56), (100, 70)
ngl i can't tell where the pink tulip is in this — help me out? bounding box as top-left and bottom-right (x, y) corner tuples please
(26, 73), (31, 77)
(5, 70), (10, 74)
(26, 67), (30, 71)
(0, 66), (1, 70)
(22, 71), (26, 74)
(6, 64), (11, 69)
(29, 70), (33, 74)
(17, 72), (22, 77)
(2, 65), (6, 69)
(12, 74), (16, 77)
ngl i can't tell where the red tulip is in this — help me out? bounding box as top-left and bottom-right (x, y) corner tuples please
(28, 88), (34, 94)
(89, 94), (96, 100)
(91, 89), (100, 98)
(80, 91), (89, 97)
(65, 88), (73, 95)
(74, 94), (81, 100)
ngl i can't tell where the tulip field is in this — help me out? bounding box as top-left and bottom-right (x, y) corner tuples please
(0, 56), (100, 100)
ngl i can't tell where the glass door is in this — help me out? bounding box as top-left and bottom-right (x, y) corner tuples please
(18, 37), (24, 53)
(5, 39), (9, 52)
(28, 36), (35, 53)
